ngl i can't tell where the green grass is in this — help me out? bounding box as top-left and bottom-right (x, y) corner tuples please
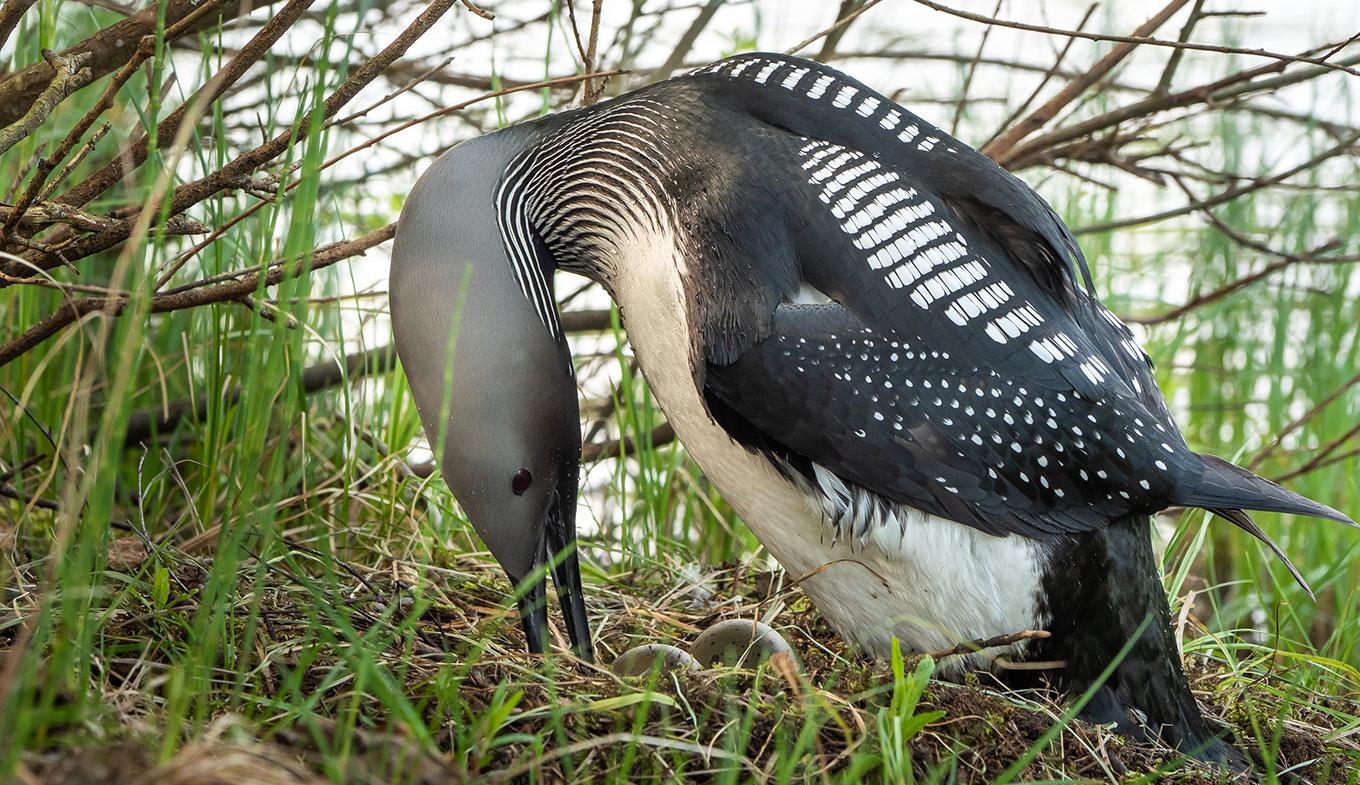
(2, 2), (1359, 783)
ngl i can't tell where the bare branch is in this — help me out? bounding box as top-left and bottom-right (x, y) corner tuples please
(56, 0), (319, 209)
(982, 0), (1190, 160)
(785, 0), (885, 57)
(0, 0), (281, 128)
(0, 0), (38, 54)
(913, 0), (1360, 77)
(0, 224), (395, 367)
(0, 49), (93, 156)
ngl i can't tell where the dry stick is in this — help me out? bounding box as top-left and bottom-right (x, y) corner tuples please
(1127, 183), (1356, 325)
(981, 0), (1190, 161)
(56, 0), (319, 210)
(0, 0), (37, 54)
(0, 50), (94, 156)
(980, 3), (1096, 151)
(0, 202), (207, 235)
(1272, 422), (1360, 486)
(816, 0), (865, 62)
(458, 0), (493, 20)
(925, 629), (1050, 660)
(1003, 48), (1360, 171)
(330, 54), (455, 127)
(950, 0), (1002, 136)
(120, 344), (397, 445)
(1250, 370), (1360, 470)
(0, 38), (153, 242)
(4, 0), (457, 282)
(1273, 446), (1360, 485)
(583, 0), (605, 105)
(0, 0), (272, 128)
(0, 224), (395, 367)
(912, 0), (1360, 77)
(785, 0), (884, 56)
(1153, 0), (1207, 95)
(149, 69), (624, 291)
(1074, 131), (1360, 235)
(0, 0), (267, 246)
(653, 0), (724, 81)
(117, 306), (620, 448)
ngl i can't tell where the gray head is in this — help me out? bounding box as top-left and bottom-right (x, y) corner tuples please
(389, 131), (590, 659)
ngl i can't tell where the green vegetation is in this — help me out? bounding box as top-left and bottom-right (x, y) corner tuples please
(1, 1), (1357, 782)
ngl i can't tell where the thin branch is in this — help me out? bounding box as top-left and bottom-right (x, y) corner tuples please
(1251, 371), (1360, 470)
(1002, 47), (1360, 170)
(56, 0), (319, 209)
(1075, 131), (1360, 235)
(1153, 0), (1206, 95)
(0, 0), (459, 283)
(982, 0), (1190, 160)
(1270, 422), (1360, 486)
(785, 0), (885, 57)
(0, 224), (395, 367)
(912, 0), (1360, 77)
(0, 202), (207, 235)
(120, 345), (397, 445)
(816, 0), (864, 62)
(981, 3), (1095, 151)
(654, 0), (724, 81)
(0, 35), (152, 242)
(0, 50), (93, 157)
(926, 629), (1051, 660)
(0, 0), (37, 54)
(0, 0), (276, 128)
(950, 0), (1002, 136)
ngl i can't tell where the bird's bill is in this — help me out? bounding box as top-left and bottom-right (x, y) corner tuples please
(511, 497), (591, 660)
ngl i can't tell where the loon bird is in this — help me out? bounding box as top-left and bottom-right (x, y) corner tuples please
(390, 53), (1354, 762)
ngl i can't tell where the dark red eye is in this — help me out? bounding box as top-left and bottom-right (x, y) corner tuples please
(511, 468), (533, 495)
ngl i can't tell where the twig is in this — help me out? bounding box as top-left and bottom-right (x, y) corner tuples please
(0, 50), (93, 157)
(0, 0), (260, 128)
(0, 202), (206, 235)
(982, 0), (1190, 160)
(1002, 47), (1360, 170)
(816, 0), (865, 62)
(912, 0), (1360, 77)
(785, 0), (884, 56)
(1153, 0), (1206, 94)
(1251, 371), (1360, 470)
(1266, 422), (1360, 487)
(950, 0), (1002, 135)
(654, 0), (724, 81)
(119, 345), (398, 445)
(925, 629), (1051, 660)
(0, 224), (395, 367)
(981, 3), (1096, 151)
(149, 70), (625, 290)
(0, 0), (37, 54)
(0, 38), (154, 242)
(459, 0), (493, 20)
(1, 1), (459, 283)
(1075, 131), (1360, 235)
(56, 0), (318, 210)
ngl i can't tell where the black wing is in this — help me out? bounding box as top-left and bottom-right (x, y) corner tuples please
(705, 304), (1193, 538)
(675, 54), (1351, 551)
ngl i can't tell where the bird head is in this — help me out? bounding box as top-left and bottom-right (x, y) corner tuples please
(388, 131), (591, 660)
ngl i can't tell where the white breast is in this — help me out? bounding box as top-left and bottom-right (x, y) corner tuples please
(607, 226), (1049, 673)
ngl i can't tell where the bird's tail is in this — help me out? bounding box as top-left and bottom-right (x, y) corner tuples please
(1177, 454), (1356, 596)
(1019, 515), (1250, 770)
